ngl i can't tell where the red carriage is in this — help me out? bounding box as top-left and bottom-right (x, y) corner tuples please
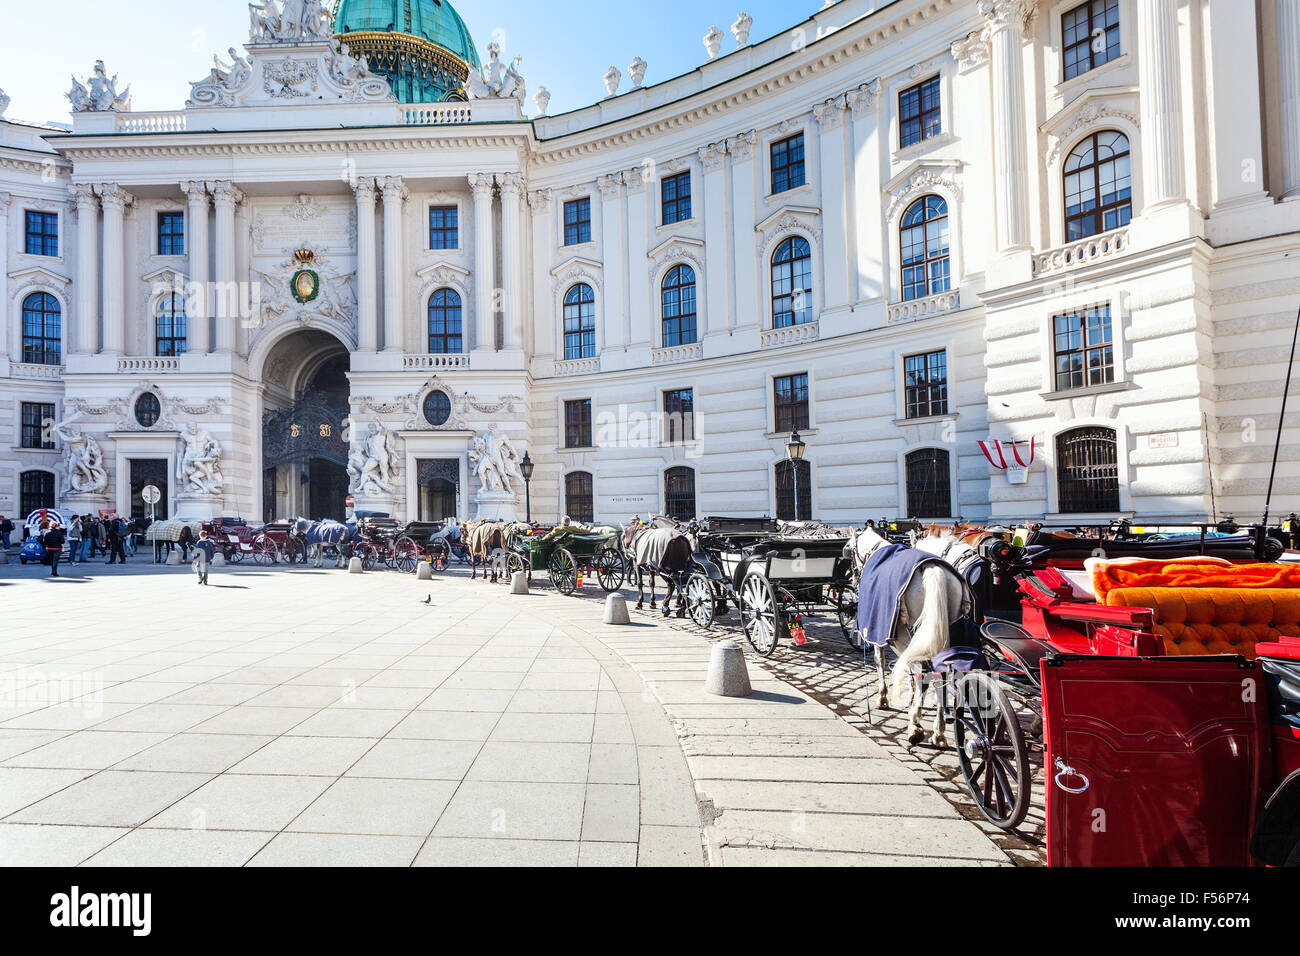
(200, 517), (295, 565)
(954, 523), (1300, 866)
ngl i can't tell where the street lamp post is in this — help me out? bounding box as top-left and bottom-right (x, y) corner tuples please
(520, 451), (535, 523)
(786, 429), (806, 521)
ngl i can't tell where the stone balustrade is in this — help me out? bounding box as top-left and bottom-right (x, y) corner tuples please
(116, 111), (187, 133)
(887, 291), (961, 324)
(554, 356), (601, 376)
(760, 321), (820, 349)
(402, 353), (471, 371)
(650, 343), (703, 365)
(117, 357), (180, 373)
(400, 104), (473, 125)
(1032, 228), (1130, 277)
(10, 362), (64, 380)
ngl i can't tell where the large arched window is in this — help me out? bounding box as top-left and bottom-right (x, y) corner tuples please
(563, 284), (596, 360)
(905, 448), (952, 519)
(427, 289), (463, 354)
(1056, 426), (1120, 514)
(661, 265), (698, 347)
(664, 467), (697, 521)
(775, 459), (811, 521)
(900, 195), (951, 302)
(155, 293), (187, 357)
(21, 293), (61, 365)
(565, 472), (595, 524)
(771, 236), (812, 328)
(1064, 130), (1132, 241)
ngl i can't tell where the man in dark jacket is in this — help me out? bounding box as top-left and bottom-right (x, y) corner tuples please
(105, 517), (127, 565)
(192, 530), (217, 585)
(41, 521), (66, 577)
(0, 515), (13, 550)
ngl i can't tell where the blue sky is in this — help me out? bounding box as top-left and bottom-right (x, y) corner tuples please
(0, 0), (821, 125)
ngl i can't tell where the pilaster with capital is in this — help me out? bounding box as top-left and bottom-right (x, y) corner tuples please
(209, 181), (244, 352)
(0, 192), (8, 362)
(96, 184), (134, 355)
(700, 142), (729, 336)
(597, 173), (624, 352)
(728, 132), (759, 332)
(980, 0), (1034, 252)
(469, 173), (496, 351)
(848, 81), (885, 302)
(497, 173), (525, 351)
(622, 171), (650, 349)
(70, 184), (100, 355)
(817, 95), (851, 311)
(352, 177), (379, 351)
(1280, 0), (1300, 198)
(528, 189), (555, 356)
(380, 176), (408, 352)
(181, 181), (211, 352)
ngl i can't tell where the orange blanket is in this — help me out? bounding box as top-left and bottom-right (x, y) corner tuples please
(1092, 559), (1300, 604)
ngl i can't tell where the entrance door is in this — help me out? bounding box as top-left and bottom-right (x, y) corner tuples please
(129, 459), (168, 520)
(307, 458), (349, 522)
(417, 459), (460, 521)
(1041, 655), (1271, 866)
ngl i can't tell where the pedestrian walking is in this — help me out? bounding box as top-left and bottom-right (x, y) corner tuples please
(192, 530), (217, 586)
(80, 516), (93, 562)
(41, 520), (65, 578)
(105, 517), (127, 565)
(67, 516), (82, 566)
(0, 514), (13, 550)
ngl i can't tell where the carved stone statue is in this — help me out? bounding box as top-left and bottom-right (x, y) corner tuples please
(469, 436), (504, 493)
(628, 57), (647, 89)
(0, 87), (10, 118)
(350, 422), (398, 497)
(603, 66), (621, 98)
(471, 424), (524, 495)
(54, 412), (109, 496)
(178, 423), (224, 496)
(732, 12), (753, 47)
(69, 61), (131, 112)
(249, 0), (332, 43)
(704, 25), (724, 60)
(533, 86), (551, 117)
(464, 42), (526, 101)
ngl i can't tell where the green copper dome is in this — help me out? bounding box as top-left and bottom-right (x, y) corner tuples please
(332, 0), (481, 103)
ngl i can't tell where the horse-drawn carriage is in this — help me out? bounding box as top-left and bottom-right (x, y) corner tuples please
(502, 522), (625, 595)
(194, 517), (283, 564)
(852, 519), (1300, 866)
(679, 517), (857, 655)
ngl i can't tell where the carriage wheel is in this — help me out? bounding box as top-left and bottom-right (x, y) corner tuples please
(836, 585), (862, 649)
(506, 552), (527, 580)
(685, 573), (716, 629)
(549, 548), (578, 595)
(393, 537), (421, 573)
(740, 573), (784, 656)
(285, 537), (304, 565)
(953, 670), (1032, 830)
(251, 535), (278, 565)
(593, 548), (625, 592)
(357, 543), (378, 571)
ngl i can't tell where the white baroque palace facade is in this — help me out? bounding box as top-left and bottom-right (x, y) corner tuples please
(2, 0), (1300, 527)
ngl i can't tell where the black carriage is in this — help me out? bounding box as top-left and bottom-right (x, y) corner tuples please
(683, 517), (856, 655)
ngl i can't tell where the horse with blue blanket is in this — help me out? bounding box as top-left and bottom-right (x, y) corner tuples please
(305, 519), (357, 568)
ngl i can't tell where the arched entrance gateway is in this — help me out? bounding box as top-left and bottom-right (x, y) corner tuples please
(259, 330), (352, 523)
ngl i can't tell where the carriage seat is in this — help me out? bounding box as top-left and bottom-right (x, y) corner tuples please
(1105, 587), (1300, 659)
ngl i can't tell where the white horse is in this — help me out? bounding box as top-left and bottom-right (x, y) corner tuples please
(847, 525), (969, 747)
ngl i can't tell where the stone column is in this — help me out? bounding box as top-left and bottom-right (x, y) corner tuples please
(182, 181), (211, 354)
(699, 141), (729, 337)
(353, 177), (378, 351)
(210, 181), (243, 353)
(470, 173), (496, 351)
(1278, 0), (1300, 198)
(71, 185), (100, 355)
(97, 184), (131, 355)
(981, 0), (1034, 251)
(1136, 0), (1186, 206)
(498, 172), (524, 351)
(597, 173), (623, 353)
(380, 176), (407, 352)
(814, 96), (850, 311)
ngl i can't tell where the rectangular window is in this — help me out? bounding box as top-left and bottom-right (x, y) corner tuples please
(24, 211), (58, 257)
(20, 403), (55, 450)
(904, 351), (949, 419)
(663, 388), (695, 444)
(661, 172), (692, 225)
(774, 373), (810, 433)
(158, 212), (185, 256)
(20, 471), (56, 517)
(565, 472), (595, 524)
(564, 198), (592, 246)
(429, 205), (459, 249)
(899, 76), (942, 149)
(771, 133), (806, 194)
(1054, 305), (1115, 391)
(565, 399), (593, 448)
(906, 449), (952, 519)
(775, 460), (812, 522)
(1063, 0), (1121, 81)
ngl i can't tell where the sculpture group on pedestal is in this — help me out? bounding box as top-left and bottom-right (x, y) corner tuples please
(348, 422), (398, 498)
(469, 424), (525, 495)
(54, 412), (109, 497)
(464, 42), (525, 101)
(248, 0), (333, 43)
(178, 423), (225, 497)
(68, 61), (131, 113)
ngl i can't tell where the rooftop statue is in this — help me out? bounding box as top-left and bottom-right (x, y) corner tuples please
(249, 0), (333, 43)
(464, 42), (525, 101)
(68, 61), (131, 113)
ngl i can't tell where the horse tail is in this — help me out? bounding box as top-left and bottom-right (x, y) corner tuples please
(889, 564), (954, 704)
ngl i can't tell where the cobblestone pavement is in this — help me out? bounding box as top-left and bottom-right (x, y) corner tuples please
(0, 555), (1036, 865)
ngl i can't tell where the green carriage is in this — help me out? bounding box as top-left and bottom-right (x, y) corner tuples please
(504, 523), (626, 596)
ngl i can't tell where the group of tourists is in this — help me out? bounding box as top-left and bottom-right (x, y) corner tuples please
(63, 514), (136, 565)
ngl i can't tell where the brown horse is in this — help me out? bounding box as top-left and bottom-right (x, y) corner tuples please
(626, 518), (698, 615)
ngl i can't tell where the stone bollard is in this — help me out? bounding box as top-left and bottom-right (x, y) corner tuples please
(349, 557), (364, 574)
(165, 551), (181, 566)
(510, 570), (529, 595)
(0, 549), (7, 565)
(704, 640), (752, 698)
(416, 562), (433, 581)
(603, 593), (631, 625)
(212, 552), (227, 567)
